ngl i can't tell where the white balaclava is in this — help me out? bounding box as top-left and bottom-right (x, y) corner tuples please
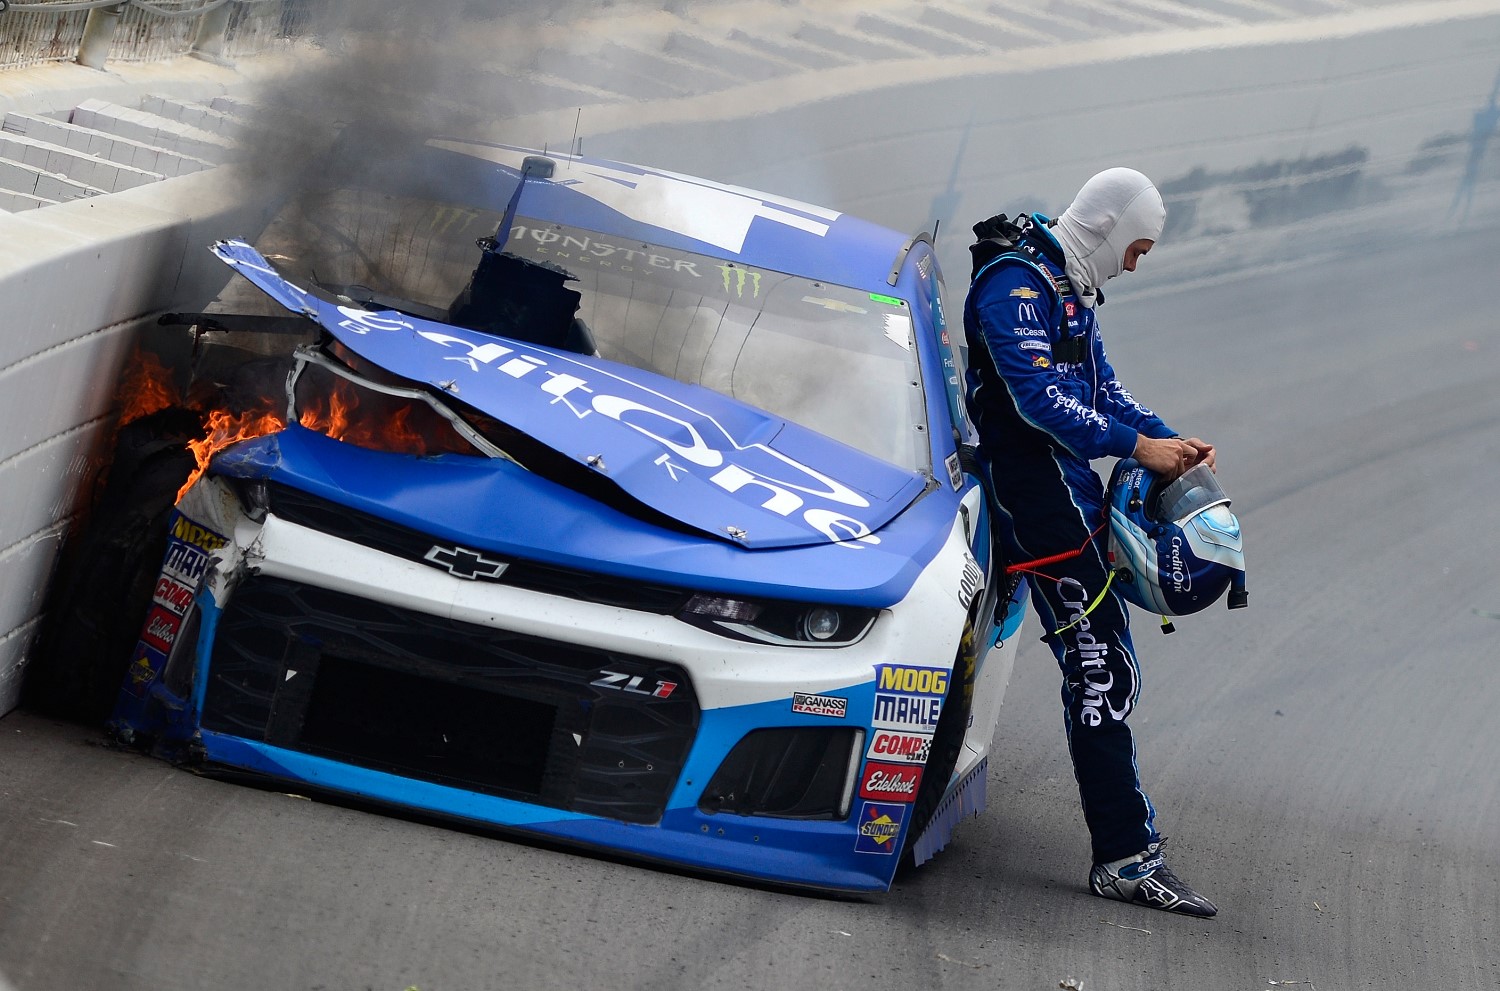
(1052, 168), (1166, 308)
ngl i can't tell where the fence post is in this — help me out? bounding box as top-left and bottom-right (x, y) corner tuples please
(77, 2), (128, 71)
(193, 1), (235, 61)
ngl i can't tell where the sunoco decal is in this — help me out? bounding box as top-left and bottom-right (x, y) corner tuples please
(854, 801), (907, 855)
(791, 692), (847, 718)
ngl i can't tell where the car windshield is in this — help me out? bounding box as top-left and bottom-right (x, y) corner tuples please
(502, 219), (929, 474)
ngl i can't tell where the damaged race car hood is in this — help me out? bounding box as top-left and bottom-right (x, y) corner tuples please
(212, 240), (927, 550)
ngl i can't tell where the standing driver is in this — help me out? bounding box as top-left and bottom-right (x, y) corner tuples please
(962, 168), (1219, 917)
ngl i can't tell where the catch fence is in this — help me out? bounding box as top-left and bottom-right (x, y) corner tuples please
(0, 0), (317, 71)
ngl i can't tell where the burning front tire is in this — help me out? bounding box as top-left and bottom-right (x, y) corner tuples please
(25, 407), (202, 724)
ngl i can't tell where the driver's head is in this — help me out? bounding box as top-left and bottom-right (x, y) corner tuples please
(1053, 168), (1166, 301)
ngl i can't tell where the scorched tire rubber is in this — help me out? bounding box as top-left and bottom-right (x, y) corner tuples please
(24, 407), (203, 725)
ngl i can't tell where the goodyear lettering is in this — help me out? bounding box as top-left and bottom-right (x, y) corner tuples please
(958, 558), (983, 609)
(877, 665), (948, 697)
(872, 692), (942, 730)
(171, 516), (227, 552)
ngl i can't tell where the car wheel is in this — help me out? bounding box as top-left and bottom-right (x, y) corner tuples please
(24, 407), (203, 724)
(900, 606), (981, 865)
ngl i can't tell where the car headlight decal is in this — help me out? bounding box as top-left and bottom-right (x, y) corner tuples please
(678, 594), (875, 647)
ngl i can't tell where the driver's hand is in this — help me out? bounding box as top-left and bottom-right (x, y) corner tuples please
(1132, 435), (1197, 481)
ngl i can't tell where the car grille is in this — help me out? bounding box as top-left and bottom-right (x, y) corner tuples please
(200, 575), (699, 824)
(266, 483), (693, 614)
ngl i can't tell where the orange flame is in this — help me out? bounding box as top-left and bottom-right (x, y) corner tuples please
(298, 377), (463, 456)
(177, 406), (287, 502)
(174, 366), (475, 503)
(118, 349), (181, 425)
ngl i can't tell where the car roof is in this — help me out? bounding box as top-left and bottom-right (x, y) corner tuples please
(339, 133), (915, 296)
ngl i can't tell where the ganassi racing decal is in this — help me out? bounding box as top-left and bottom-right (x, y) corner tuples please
(854, 801), (908, 855)
(791, 692), (847, 718)
(858, 761), (922, 802)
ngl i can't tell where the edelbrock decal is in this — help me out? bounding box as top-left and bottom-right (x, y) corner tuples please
(859, 762), (922, 803)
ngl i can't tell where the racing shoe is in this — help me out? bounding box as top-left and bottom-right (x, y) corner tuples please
(1089, 839), (1217, 918)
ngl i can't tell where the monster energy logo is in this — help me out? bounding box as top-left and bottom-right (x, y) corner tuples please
(718, 263), (762, 299)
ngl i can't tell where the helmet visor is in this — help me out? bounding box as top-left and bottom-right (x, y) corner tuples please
(1153, 463), (1230, 523)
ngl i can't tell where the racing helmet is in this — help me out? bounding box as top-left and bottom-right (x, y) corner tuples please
(1107, 459), (1248, 616)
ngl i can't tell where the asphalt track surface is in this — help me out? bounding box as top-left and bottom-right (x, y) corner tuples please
(2, 204), (1498, 991)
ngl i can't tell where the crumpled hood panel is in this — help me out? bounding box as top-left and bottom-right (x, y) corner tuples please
(212, 239), (926, 550)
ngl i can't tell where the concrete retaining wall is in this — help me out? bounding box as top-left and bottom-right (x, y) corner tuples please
(0, 168), (281, 713)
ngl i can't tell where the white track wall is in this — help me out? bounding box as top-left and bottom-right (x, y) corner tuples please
(0, 170), (280, 713)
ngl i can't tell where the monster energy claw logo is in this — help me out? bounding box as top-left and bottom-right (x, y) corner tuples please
(718, 263), (762, 299)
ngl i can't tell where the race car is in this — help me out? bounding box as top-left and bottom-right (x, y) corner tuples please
(33, 135), (1027, 894)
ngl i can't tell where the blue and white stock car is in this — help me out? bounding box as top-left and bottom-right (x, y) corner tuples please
(106, 139), (1028, 894)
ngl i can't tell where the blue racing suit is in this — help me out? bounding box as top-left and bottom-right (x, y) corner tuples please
(962, 214), (1177, 863)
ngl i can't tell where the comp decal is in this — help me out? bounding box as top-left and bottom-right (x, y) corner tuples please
(854, 801), (907, 855)
(152, 575), (194, 616)
(866, 729), (933, 765)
